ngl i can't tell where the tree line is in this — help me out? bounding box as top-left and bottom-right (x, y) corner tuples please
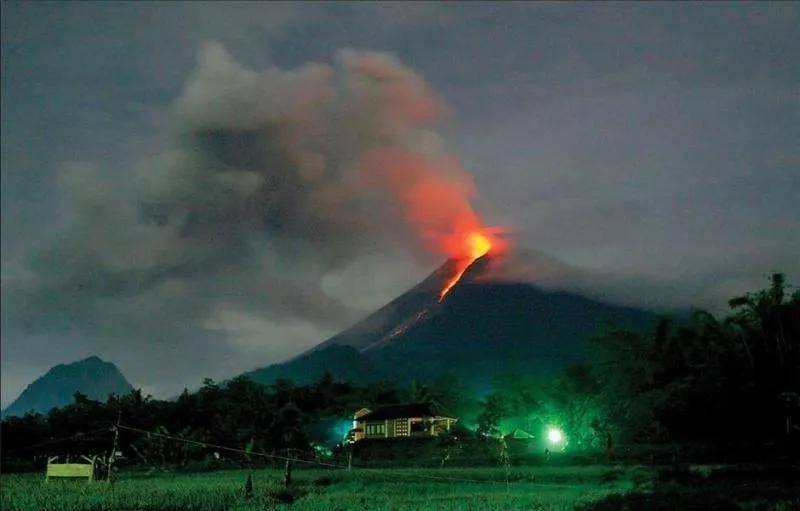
(2, 274), (797, 469)
(475, 273), (799, 450)
(1, 371), (475, 469)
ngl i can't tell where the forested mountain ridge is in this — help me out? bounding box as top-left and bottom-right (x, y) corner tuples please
(2, 356), (133, 418)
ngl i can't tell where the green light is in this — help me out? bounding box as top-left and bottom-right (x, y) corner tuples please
(547, 427), (563, 444)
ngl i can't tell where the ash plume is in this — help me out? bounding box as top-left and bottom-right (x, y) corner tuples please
(2, 44), (491, 394)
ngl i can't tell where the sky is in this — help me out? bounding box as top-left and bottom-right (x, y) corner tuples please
(2, 2), (798, 407)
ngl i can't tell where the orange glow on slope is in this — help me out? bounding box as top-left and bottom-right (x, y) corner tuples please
(359, 148), (510, 301)
(438, 231), (494, 301)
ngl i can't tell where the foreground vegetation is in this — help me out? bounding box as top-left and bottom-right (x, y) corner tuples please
(0, 466), (627, 511)
(3, 463), (798, 511)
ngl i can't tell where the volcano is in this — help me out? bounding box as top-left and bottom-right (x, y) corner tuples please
(242, 254), (657, 386)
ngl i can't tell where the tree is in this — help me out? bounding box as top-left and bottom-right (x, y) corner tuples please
(476, 393), (507, 437)
(407, 380), (432, 403)
(545, 365), (602, 448)
(587, 273), (799, 444)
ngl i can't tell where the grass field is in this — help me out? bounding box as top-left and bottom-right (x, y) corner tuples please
(1, 464), (797, 510)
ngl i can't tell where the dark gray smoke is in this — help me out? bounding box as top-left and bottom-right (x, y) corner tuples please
(2, 44), (470, 395)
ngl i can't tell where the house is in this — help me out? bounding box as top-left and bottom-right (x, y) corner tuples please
(348, 403), (457, 442)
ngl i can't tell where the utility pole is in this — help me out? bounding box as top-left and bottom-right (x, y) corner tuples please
(107, 410), (121, 483)
(283, 449), (293, 487)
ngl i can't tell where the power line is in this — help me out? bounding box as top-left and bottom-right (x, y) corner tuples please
(115, 423), (580, 487)
(9, 422), (581, 488)
(115, 424), (342, 469)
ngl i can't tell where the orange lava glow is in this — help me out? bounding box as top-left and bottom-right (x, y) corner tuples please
(359, 148), (509, 301)
(438, 230), (495, 301)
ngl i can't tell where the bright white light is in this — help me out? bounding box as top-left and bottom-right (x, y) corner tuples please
(547, 428), (563, 444)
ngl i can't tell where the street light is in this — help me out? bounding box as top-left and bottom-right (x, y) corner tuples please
(547, 427), (563, 444)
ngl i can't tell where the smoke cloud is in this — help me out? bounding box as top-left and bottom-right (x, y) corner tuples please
(2, 44), (491, 394)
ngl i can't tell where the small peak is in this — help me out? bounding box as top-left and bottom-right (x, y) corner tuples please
(78, 355), (106, 365)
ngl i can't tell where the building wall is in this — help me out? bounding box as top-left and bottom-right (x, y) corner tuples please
(394, 418), (410, 437)
(364, 421), (386, 438)
(352, 408), (372, 442)
(359, 416), (456, 440)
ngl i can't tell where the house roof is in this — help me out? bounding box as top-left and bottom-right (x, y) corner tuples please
(359, 402), (455, 421)
(504, 428), (535, 439)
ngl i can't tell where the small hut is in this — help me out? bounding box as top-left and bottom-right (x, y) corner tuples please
(45, 455), (97, 482)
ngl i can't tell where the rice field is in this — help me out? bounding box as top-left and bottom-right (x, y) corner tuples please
(2, 463), (797, 510)
(0, 465), (642, 511)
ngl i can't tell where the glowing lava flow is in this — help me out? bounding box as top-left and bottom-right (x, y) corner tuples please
(438, 231), (492, 301)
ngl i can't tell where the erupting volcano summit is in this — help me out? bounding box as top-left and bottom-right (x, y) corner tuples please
(242, 250), (658, 387)
(438, 231), (494, 301)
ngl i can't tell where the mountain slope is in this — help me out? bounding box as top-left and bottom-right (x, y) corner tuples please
(242, 344), (380, 386)
(2, 356), (134, 417)
(244, 254), (657, 386)
(311, 258), (460, 353)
